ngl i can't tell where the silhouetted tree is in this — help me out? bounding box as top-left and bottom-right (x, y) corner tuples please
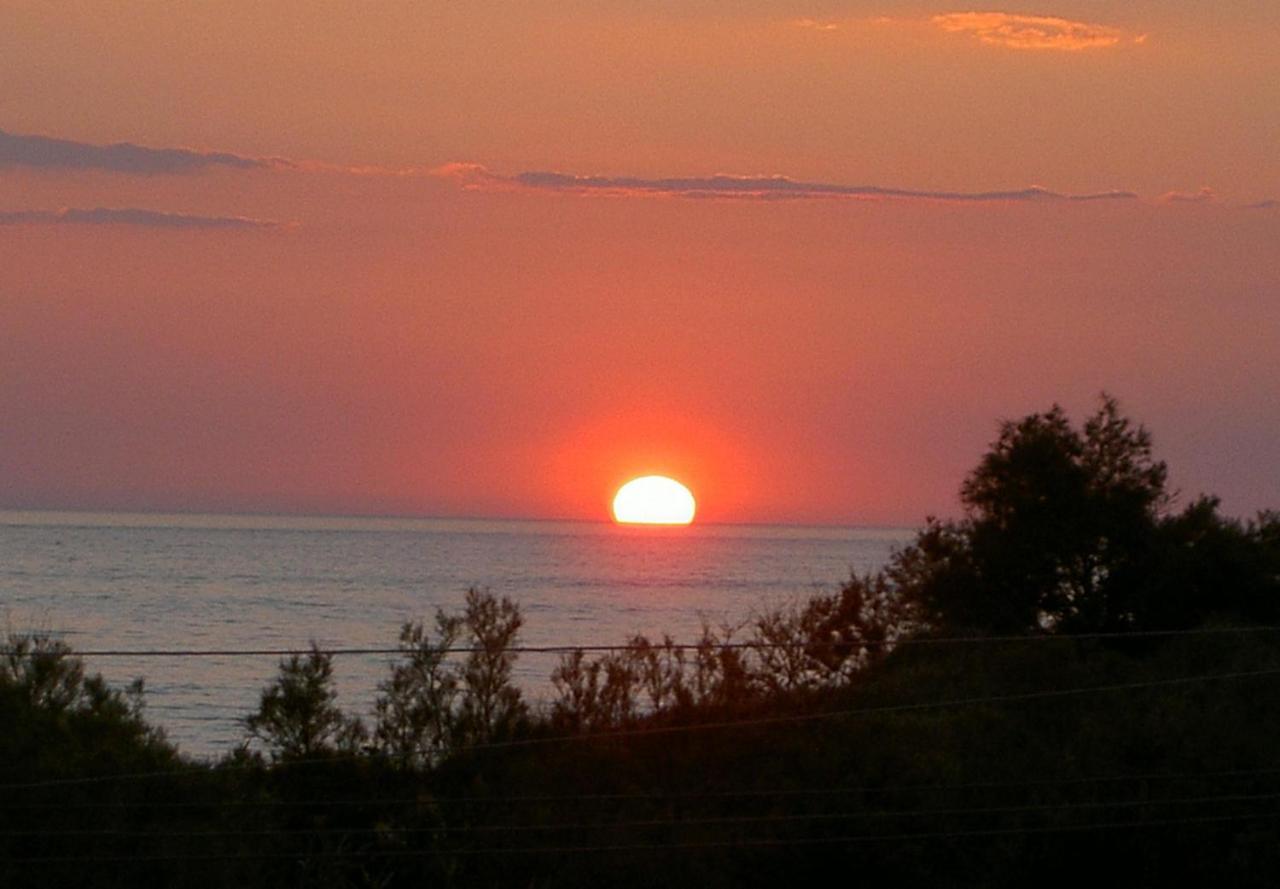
(244, 644), (364, 760)
(880, 394), (1280, 636)
(802, 570), (918, 675)
(454, 587), (527, 744)
(372, 588), (529, 760)
(0, 632), (172, 772)
(551, 633), (694, 731)
(374, 612), (463, 766)
(1141, 499), (1280, 628)
(896, 395), (1170, 633)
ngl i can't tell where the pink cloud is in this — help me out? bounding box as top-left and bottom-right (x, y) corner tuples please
(791, 18), (840, 32)
(431, 164), (1140, 204)
(931, 12), (1135, 51)
(1161, 187), (1216, 204)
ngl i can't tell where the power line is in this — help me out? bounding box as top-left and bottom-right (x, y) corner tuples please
(10, 764), (1280, 812)
(6, 810), (1280, 864)
(9, 623), (1279, 659)
(9, 789), (1280, 840)
(6, 663), (1280, 791)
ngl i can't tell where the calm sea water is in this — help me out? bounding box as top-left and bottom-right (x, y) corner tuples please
(0, 511), (911, 756)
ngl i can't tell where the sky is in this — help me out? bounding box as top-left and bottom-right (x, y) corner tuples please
(1, 0), (1277, 525)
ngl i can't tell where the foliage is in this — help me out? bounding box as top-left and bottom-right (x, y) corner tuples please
(454, 586), (527, 744)
(797, 569), (919, 676)
(550, 623), (760, 731)
(374, 586), (528, 761)
(1143, 500), (1280, 628)
(0, 633), (186, 888)
(0, 631), (173, 774)
(549, 580), (914, 730)
(375, 612), (462, 766)
(886, 394), (1279, 635)
(898, 395), (1170, 632)
(244, 644), (366, 760)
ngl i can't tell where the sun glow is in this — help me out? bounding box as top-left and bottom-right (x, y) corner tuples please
(612, 476), (696, 525)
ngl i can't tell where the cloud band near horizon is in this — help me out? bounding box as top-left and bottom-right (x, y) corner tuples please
(0, 207), (286, 229)
(4, 128), (1266, 210)
(435, 164), (1140, 204)
(0, 129), (288, 175)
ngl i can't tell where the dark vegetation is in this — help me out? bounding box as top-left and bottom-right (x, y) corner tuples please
(4, 396), (1280, 887)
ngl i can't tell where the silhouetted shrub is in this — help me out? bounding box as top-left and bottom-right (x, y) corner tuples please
(0, 632), (174, 774)
(374, 586), (528, 758)
(375, 611), (463, 766)
(454, 587), (527, 744)
(244, 644), (365, 760)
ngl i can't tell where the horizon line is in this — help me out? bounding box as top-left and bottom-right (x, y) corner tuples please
(0, 504), (919, 533)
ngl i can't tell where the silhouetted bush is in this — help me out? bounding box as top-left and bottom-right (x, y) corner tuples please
(0, 632), (175, 776)
(372, 586), (529, 764)
(244, 644), (366, 760)
(453, 587), (527, 745)
(375, 610), (463, 766)
(0, 633), (184, 888)
(549, 569), (917, 731)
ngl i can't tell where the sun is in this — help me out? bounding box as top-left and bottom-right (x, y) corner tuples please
(612, 476), (697, 525)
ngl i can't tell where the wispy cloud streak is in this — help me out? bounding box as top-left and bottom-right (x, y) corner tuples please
(0, 128), (449, 178)
(0, 207), (286, 229)
(1161, 187), (1216, 204)
(0, 129), (289, 175)
(436, 165), (1139, 204)
(931, 12), (1139, 51)
(792, 18), (841, 32)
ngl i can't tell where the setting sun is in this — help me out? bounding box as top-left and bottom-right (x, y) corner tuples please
(612, 476), (697, 525)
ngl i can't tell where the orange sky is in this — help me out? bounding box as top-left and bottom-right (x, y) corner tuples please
(1, 1), (1277, 524)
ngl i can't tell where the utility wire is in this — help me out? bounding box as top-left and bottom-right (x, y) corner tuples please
(6, 663), (1280, 791)
(9, 623), (1280, 659)
(10, 764), (1280, 812)
(9, 789), (1280, 840)
(6, 810), (1280, 863)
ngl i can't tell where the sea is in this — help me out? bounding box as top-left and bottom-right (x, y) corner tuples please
(0, 511), (912, 757)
